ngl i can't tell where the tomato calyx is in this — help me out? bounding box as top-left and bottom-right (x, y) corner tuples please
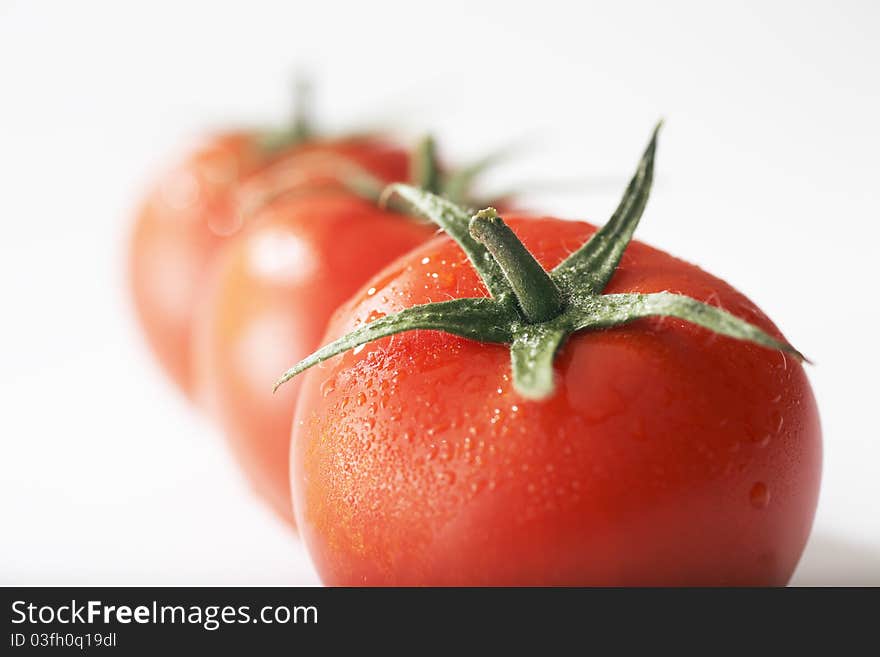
(248, 80), (501, 209)
(238, 131), (502, 223)
(275, 122), (806, 400)
(469, 207), (564, 323)
(366, 135), (504, 211)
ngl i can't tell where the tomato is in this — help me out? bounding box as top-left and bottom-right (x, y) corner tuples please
(283, 125), (821, 585)
(128, 133), (409, 398)
(290, 216), (821, 585)
(192, 194), (435, 521)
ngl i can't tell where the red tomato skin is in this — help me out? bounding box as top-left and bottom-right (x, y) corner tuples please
(192, 194), (435, 522)
(128, 133), (410, 398)
(128, 132), (260, 398)
(290, 217), (822, 586)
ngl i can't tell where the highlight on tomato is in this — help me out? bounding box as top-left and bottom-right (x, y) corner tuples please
(127, 89), (412, 399)
(193, 139), (501, 523)
(277, 124), (822, 585)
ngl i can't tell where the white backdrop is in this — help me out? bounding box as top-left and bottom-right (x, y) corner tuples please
(1, 0), (878, 585)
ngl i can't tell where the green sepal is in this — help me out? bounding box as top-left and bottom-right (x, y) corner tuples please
(552, 122), (660, 295)
(275, 123), (808, 402)
(510, 325), (570, 400)
(569, 292), (805, 360)
(381, 184), (517, 304)
(442, 144), (517, 206)
(273, 298), (517, 391)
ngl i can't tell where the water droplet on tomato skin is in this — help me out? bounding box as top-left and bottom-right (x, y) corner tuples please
(470, 479), (486, 495)
(750, 482), (770, 509)
(425, 444), (439, 461)
(320, 378), (336, 398)
(771, 409), (784, 434)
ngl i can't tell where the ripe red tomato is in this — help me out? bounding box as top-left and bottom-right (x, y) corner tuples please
(192, 194), (435, 521)
(128, 133), (409, 398)
(289, 215), (821, 585)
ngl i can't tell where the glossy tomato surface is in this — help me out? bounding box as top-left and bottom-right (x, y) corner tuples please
(291, 217), (822, 585)
(128, 133), (409, 398)
(193, 194), (435, 521)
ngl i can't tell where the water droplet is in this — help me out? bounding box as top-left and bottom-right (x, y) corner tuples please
(367, 287), (376, 296)
(749, 482), (770, 509)
(772, 410), (784, 434)
(356, 392), (367, 406)
(320, 379), (335, 398)
(421, 257), (430, 265)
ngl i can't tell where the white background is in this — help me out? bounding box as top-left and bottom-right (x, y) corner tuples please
(1, 0), (878, 585)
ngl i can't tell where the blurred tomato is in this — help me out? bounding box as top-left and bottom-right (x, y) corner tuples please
(128, 132), (409, 398)
(192, 194), (435, 521)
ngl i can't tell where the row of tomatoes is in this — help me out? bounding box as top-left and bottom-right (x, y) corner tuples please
(128, 113), (820, 585)
(130, 131), (433, 520)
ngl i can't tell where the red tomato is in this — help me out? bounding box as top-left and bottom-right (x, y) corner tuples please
(290, 217), (821, 585)
(128, 133), (409, 398)
(192, 194), (436, 521)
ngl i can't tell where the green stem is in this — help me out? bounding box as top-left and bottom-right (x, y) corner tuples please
(258, 77), (314, 153)
(275, 124), (809, 402)
(410, 135), (441, 194)
(469, 209), (564, 324)
(288, 77), (313, 143)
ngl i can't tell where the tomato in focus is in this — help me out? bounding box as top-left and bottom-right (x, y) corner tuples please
(290, 217), (822, 585)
